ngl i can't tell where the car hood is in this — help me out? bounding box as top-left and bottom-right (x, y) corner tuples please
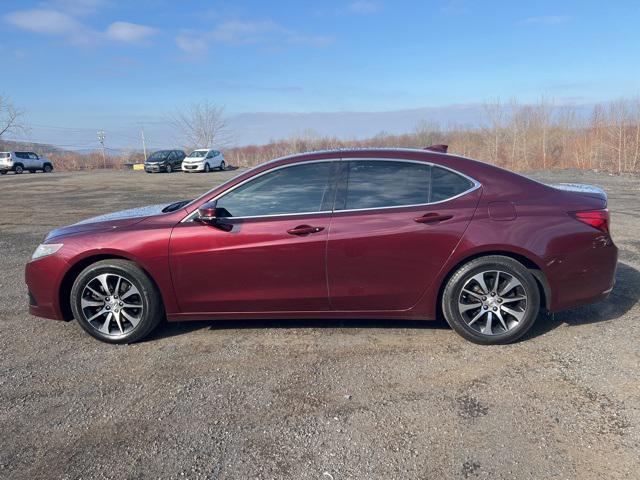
(44, 203), (172, 241)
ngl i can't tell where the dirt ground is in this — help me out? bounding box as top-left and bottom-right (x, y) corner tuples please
(0, 168), (638, 480)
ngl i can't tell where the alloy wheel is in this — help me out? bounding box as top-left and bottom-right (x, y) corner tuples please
(80, 273), (144, 337)
(457, 270), (528, 336)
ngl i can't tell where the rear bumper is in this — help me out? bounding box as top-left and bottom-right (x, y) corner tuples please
(547, 238), (618, 312)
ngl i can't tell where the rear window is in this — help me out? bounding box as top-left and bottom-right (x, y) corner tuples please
(0, 153), (9, 158)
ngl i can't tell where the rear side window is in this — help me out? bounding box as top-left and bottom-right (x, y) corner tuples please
(216, 161), (335, 217)
(336, 160), (475, 211)
(431, 166), (474, 202)
(340, 160), (432, 210)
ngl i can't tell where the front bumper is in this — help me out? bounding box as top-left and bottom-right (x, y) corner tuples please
(182, 163), (205, 172)
(144, 163), (166, 173)
(25, 254), (70, 321)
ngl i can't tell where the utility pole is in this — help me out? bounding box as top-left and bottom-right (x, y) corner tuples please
(97, 130), (106, 169)
(141, 128), (147, 161)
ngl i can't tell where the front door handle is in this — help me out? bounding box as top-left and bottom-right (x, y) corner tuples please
(414, 213), (453, 224)
(287, 225), (325, 236)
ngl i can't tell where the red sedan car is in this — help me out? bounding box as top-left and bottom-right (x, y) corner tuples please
(25, 147), (617, 344)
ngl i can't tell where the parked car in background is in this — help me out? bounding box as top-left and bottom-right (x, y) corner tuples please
(144, 150), (186, 173)
(25, 146), (617, 345)
(182, 149), (225, 173)
(0, 151), (53, 174)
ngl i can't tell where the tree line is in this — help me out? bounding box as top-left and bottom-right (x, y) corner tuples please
(2, 96), (640, 174)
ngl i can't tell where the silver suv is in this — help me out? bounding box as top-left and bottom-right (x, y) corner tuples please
(0, 151), (54, 175)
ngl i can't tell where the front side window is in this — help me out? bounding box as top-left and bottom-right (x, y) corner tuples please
(340, 160), (432, 210)
(216, 162), (334, 218)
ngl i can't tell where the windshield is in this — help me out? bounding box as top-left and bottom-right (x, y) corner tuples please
(147, 151), (168, 161)
(188, 150), (207, 158)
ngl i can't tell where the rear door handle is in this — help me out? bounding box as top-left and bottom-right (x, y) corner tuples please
(414, 213), (453, 224)
(287, 225), (325, 236)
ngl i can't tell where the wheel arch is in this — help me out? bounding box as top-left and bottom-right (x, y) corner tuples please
(59, 254), (166, 320)
(435, 250), (551, 319)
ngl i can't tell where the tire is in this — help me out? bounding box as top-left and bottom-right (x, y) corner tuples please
(166, 164), (173, 173)
(441, 255), (540, 345)
(70, 259), (164, 344)
(43, 164), (53, 173)
(14, 164), (24, 174)
(204, 163), (211, 173)
(0, 171), (6, 175)
(219, 160), (226, 171)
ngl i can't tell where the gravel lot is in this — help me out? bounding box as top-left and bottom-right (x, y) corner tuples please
(0, 168), (638, 479)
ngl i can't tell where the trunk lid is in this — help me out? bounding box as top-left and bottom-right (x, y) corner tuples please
(548, 183), (607, 208)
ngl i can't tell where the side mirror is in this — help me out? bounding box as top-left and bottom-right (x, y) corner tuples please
(195, 201), (232, 231)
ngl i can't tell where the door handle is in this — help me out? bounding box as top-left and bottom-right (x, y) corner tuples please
(414, 213), (453, 224)
(287, 225), (325, 236)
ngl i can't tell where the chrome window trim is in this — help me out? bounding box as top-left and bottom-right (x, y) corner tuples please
(181, 158), (481, 222)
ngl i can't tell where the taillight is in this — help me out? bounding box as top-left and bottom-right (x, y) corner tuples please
(569, 209), (610, 234)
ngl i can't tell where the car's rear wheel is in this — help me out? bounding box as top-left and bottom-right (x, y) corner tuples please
(219, 160), (226, 171)
(43, 163), (53, 173)
(14, 164), (24, 174)
(442, 255), (540, 345)
(70, 259), (164, 344)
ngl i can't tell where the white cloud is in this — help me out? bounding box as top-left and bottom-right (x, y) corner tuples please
(4, 9), (82, 35)
(211, 20), (283, 45)
(3, 8), (97, 45)
(175, 19), (333, 57)
(106, 21), (157, 44)
(175, 34), (209, 56)
(520, 15), (569, 25)
(347, 1), (382, 14)
(3, 8), (157, 47)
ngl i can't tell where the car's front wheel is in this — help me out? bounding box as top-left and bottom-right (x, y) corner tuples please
(70, 259), (164, 343)
(442, 255), (540, 345)
(166, 164), (173, 173)
(204, 163), (211, 173)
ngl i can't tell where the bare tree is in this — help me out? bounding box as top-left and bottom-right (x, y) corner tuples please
(171, 100), (231, 149)
(0, 95), (25, 139)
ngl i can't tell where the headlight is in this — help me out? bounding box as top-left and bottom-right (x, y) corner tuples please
(31, 243), (64, 260)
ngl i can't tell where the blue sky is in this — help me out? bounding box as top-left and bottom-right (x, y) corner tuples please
(1, 0), (639, 148)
